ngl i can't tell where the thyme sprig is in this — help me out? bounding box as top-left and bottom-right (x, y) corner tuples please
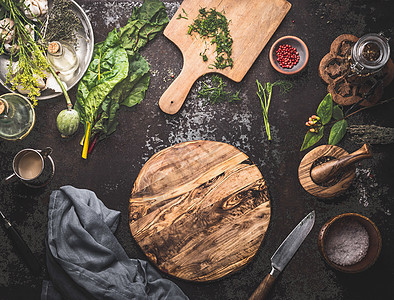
(44, 0), (82, 46)
(188, 7), (233, 69)
(198, 75), (240, 104)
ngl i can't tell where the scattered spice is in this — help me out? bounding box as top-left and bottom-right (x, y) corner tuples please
(362, 42), (380, 62)
(325, 218), (369, 266)
(276, 44), (299, 69)
(188, 7), (233, 69)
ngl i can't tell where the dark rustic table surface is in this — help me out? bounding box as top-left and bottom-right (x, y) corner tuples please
(0, 0), (393, 299)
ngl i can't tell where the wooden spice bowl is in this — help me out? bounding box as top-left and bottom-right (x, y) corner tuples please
(318, 213), (382, 273)
(269, 36), (309, 75)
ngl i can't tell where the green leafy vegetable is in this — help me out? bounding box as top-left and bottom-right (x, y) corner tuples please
(198, 75), (240, 104)
(256, 80), (292, 141)
(329, 119), (347, 145)
(75, 0), (168, 159)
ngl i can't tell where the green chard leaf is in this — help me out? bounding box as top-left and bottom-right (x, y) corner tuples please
(75, 0), (168, 158)
(300, 127), (324, 151)
(75, 29), (129, 124)
(92, 53), (151, 141)
(332, 105), (344, 120)
(118, 0), (169, 56)
(317, 93), (333, 125)
(329, 119), (348, 145)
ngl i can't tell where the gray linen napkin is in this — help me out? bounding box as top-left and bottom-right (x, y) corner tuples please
(42, 185), (188, 300)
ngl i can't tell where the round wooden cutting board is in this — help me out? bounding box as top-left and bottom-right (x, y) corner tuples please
(128, 140), (271, 282)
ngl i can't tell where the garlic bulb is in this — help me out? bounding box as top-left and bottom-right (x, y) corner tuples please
(0, 18), (15, 44)
(23, 0), (48, 20)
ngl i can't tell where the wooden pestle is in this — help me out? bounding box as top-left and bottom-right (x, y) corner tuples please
(311, 144), (372, 185)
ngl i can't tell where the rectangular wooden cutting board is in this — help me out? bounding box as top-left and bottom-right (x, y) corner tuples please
(159, 0), (291, 114)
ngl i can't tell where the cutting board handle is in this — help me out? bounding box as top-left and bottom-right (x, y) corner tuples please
(159, 61), (201, 115)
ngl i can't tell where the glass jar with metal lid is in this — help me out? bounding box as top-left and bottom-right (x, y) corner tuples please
(350, 33), (390, 76)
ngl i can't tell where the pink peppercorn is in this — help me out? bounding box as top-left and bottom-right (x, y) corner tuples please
(276, 44), (300, 69)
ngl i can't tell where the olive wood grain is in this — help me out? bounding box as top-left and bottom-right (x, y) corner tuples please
(311, 144), (372, 185)
(159, 0), (291, 114)
(298, 145), (355, 198)
(129, 141), (271, 281)
(249, 273), (276, 300)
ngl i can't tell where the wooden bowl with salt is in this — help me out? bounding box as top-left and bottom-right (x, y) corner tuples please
(318, 213), (381, 273)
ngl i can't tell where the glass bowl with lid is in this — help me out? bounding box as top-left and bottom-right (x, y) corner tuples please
(0, 93), (35, 141)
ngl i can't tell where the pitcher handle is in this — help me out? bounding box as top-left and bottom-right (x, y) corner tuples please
(40, 147), (53, 158)
(4, 173), (16, 183)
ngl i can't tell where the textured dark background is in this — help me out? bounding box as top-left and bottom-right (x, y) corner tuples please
(0, 0), (393, 299)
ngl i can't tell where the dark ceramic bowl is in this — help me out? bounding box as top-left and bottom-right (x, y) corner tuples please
(269, 36), (309, 75)
(318, 213), (381, 273)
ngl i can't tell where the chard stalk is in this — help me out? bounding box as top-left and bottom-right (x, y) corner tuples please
(82, 122), (91, 159)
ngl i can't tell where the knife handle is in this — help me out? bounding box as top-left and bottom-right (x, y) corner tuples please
(4, 219), (41, 275)
(249, 273), (276, 300)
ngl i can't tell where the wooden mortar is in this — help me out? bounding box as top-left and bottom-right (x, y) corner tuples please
(298, 144), (372, 198)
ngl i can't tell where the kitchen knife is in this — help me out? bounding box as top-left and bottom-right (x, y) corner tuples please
(0, 209), (41, 275)
(249, 211), (315, 300)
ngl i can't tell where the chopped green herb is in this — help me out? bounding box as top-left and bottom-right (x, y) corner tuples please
(176, 8), (188, 20)
(198, 75), (240, 104)
(188, 7), (233, 69)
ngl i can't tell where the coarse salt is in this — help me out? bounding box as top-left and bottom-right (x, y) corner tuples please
(325, 218), (369, 266)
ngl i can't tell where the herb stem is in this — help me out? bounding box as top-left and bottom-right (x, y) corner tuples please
(326, 97), (394, 126)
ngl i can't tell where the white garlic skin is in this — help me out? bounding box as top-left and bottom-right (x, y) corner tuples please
(23, 0), (48, 20)
(10, 61), (48, 94)
(0, 18), (15, 44)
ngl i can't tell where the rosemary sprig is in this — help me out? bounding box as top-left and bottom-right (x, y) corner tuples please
(198, 75), (240, 104)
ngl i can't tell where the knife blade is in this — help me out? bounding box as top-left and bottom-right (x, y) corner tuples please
(0, 209), (41, 275)
(249, 211), (315, 300)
